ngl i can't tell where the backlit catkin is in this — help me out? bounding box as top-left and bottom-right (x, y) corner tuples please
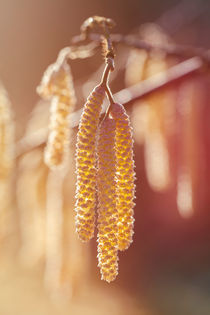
(75, 85), (105, 242)
(111, 103), (135, 251)
(0, 82), (14, 241)
(0, 83), (14, 177)
(97, 116), (118, 282)
(37, 47), (76, 169)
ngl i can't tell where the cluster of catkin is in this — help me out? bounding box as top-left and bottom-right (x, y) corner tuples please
(37, 45), (135, 282)
(37, 47), (76, 170)
(75, 84), (135, 282)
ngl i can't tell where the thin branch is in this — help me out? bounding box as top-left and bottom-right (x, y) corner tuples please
(72, 33), (210, 64)
(115, 56), (203, 106)
(100, 58), (115, 105)
(16, 56), (204, 158)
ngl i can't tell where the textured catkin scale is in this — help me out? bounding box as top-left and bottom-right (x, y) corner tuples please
(75, 85), (105, 242)
(111, 103), (135, 251)
(37, 48), (76, 169)
(97, 116), (118, 282)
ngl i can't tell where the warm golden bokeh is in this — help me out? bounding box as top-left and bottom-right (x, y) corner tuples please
(0, 1), (210, 314)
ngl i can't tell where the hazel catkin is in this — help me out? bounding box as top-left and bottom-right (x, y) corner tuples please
(110, 103), (135, 251)
(75, 85), (105, 242)
(0, 82), (14, 242)
(97, 116), (118, 282)
(0, 83), (14, 177)
(37, 47), (76, 169)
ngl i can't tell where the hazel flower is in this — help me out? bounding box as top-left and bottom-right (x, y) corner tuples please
(110, 103), (135, 251)
(0, 83), (14, 177)
(75, 85), (105, 242)
(0, 82), (14, 242)
(37, 47), (76, 169)
(97, 116), (118, 282)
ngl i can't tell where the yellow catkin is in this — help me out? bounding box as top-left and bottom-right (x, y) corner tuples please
(75, 85), (105, 242)
(176, 80), (200, 218)
(125, 24), (177, 191)
(44, 168), (66, 292)
(111, 103), (135, 251)
(0, 83), (14, 177)
(140, 24), (176, 191)
(17, 149), (48, 265)
(97, 116), (118, 282)
(0, 82), (15, 241)
(37, 47), (76, 169)
(45, 149), (90, 297)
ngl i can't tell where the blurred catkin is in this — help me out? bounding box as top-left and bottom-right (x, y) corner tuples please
(45, 157), (90, 297)
(125, 24), (177, 191)
(111, 103), (135, 251)
(75, 85), (105, 242)
(0, 82), (14, 177)
(0, 82), (15, 242)
(37, 47), (76, 169)
(44, 168), (66, 292)
(17, 149), (48, 264)
(97, 116), (118, 282)
(176, 79), (201, 218)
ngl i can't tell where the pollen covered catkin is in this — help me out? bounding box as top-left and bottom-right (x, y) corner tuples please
(111, 103), (135, 251)
(37, 47), (76, 169)
(97, 116), (118, 282)
(75, 85), (105, 242)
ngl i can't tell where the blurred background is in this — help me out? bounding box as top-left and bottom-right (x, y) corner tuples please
(0, 0), (210, 314)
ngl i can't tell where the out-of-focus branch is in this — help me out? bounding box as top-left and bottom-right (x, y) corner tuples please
(157, 0), (209, 35)
(115, 56), (203, 105)
(16, 56), (204, 158)
(72, 33), (210, 64)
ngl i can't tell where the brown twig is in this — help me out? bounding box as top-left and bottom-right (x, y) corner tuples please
(16, 56), (204, 158)
(100, 58), (115, 105)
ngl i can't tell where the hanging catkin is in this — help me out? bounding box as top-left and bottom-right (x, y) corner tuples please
(44, 168), (66, 292)
(110, 103), (135, 251)
(140, 24), (177, 191)
(37, 47), (76, 169)
(0, 82), (14, 178)
(97, 116), (118, 282)
(75, 85), (105, 242)
(17, 149), (47, 265)
(0, 82), (14, 242)
(176, 79), (200, 218)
